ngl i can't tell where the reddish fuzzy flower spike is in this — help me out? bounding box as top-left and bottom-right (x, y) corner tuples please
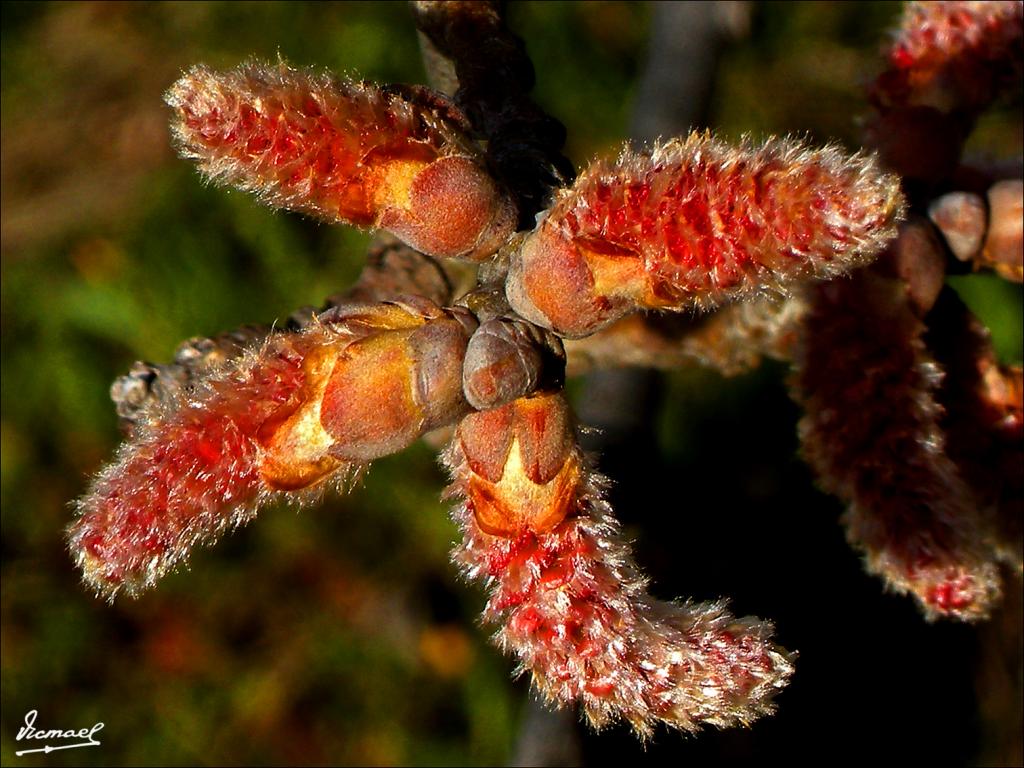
(70, 330), (320, 599)
(69, 299), (477, 598)
(794, 269), (1002, 621)
(166, 61), (515, 261)
(445, 393), (794, 736)
(507, 133), (905, 338)
(875, 0), (1024, 114)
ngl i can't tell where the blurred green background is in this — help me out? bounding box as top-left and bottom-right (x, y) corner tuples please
(2, 2), (1021, 766)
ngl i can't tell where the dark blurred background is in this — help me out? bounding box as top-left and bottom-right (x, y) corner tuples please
(2, 2), (1021, 766)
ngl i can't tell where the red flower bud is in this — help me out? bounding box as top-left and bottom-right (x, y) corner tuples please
(69, 332), (313, 599)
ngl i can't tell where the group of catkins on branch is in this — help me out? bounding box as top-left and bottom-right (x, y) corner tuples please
(69, 1), (1022, 739)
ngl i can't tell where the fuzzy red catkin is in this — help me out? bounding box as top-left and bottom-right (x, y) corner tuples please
(794, 269), (1002, 621)
(506, 133), (905, 338)
(69, 331), (317, 599)
(445, 393), (793, 736)
(166, 61), (515, 261)
(874, 0), (1024, 114)
(70, 300), (476, 599)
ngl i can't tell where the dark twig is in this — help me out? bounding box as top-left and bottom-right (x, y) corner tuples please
(409, 0), (575, 226)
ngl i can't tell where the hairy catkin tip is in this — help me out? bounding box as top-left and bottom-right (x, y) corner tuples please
(888, 556), (1002, 622)
(446, 393), (794, 735)
(68, 334), (314, 598)
(166, 60), (513, 260)
(507, 133), (905, 338)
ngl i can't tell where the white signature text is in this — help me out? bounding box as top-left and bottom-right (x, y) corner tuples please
(15, 710), (104, 756)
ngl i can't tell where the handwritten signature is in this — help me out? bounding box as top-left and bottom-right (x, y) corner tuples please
(15, 710), (104, 756)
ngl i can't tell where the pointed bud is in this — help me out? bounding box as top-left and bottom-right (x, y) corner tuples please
(462, 316), (565, 411)
(886, 217), (948, 315)
(507, 133), (904, 338)
(928, 190), (986, 262)
(343, 235), (455, 306)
